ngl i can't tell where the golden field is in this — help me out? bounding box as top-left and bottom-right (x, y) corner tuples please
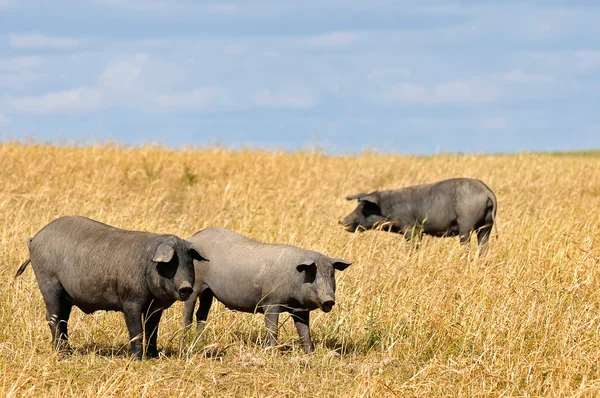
(0, 142), (599, 397)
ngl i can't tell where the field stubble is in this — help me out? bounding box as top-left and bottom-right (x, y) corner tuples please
(0, 143), (599, 397)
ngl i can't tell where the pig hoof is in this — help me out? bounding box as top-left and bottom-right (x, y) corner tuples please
(56, 349), (72, 360)
(146, 349), (159, 358)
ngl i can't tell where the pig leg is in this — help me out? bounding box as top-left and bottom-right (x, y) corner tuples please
(458, 206), (489, 246)
(459, 230), (471, 245)
(403, 224), (423, 251)
(123, 303), (144, 360)
(458, 219), (477, 246)
(195, 289), (214, 335)
(39, 282), (71, 353)
(182, 290), (199, 331)
(46, 298), (72, 353)
(264, 309), (280, 348)
(143, 307), (163, 358)
(476, 225), (493, 254)
(292, 311), (314, 354)
(403, 225), (420, 242)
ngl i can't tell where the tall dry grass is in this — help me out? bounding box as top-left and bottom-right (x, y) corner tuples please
(0, 142), (599, 397)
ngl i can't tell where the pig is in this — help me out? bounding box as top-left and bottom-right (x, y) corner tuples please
(15, 216), (207, 359)
(341, 178), (497, 249)
(183, 228), (351, 354)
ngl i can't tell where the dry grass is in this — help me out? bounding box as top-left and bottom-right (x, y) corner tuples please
(1, 142), (599, 397)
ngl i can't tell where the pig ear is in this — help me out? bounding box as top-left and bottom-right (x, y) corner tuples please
(189, 243), (209, 262)
(153, 243), (175, 263)
(358, 194), (379, 206)
(330, 258), (352, 271)
(296, 260), (316, 272)
(346, 193), (366, 201)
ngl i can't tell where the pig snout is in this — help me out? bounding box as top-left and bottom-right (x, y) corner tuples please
(177, 282), (193, 301)
(319, 299), (335, 313)
(339, 219), (355, 232)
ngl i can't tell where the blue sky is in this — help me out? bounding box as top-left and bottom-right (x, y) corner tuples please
(0, 0), (599, 154)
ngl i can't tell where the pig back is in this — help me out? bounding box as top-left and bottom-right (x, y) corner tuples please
(188, 228), (308, 312)
(29, 216), (157, 311)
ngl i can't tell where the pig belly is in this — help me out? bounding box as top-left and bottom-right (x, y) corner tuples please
(68, 295), (122, 314)
(209, 285), (266, 314)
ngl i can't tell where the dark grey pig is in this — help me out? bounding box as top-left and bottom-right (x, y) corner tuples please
(183, 228), (351, 354)
(15, 216), (207, 359)
(341, 178), (497, 248)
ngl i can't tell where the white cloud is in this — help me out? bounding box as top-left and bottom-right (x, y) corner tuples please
(391, 24), (481, 46)
(382, 69), (555, 104)
(0, 56), (45, 72)
(99, 52), (187, 94)
(9, 34), (79, 50)
(368, 67), (411, 81)
(414, 5), (471, 16)
(0, 71), (44, 90)
(575, 50), (600, 69)
(481, 117), (508, 130)
(252, 86), (316, 109)
(155, 87), (232, 109)
(520, 50), (600, 72)
(98, 53), (148, 99)
(0, 0), (15, 8)
(385, 83), (429, 102)
(140, 40), (166, 48)
(224, 44), (248, 56)
(95, 0), (238, 15)
(501, 70), (554, 84)
(385, 79), (499, 104)
(434, 80), (498, 103)
(94, 0), (169, 10)
(2, 87), (102, 114)
(500, 6), (600, 42)
(1, 53), (233, 115)
(302, 31), (363, 48)
(206, 4), (239, 16)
